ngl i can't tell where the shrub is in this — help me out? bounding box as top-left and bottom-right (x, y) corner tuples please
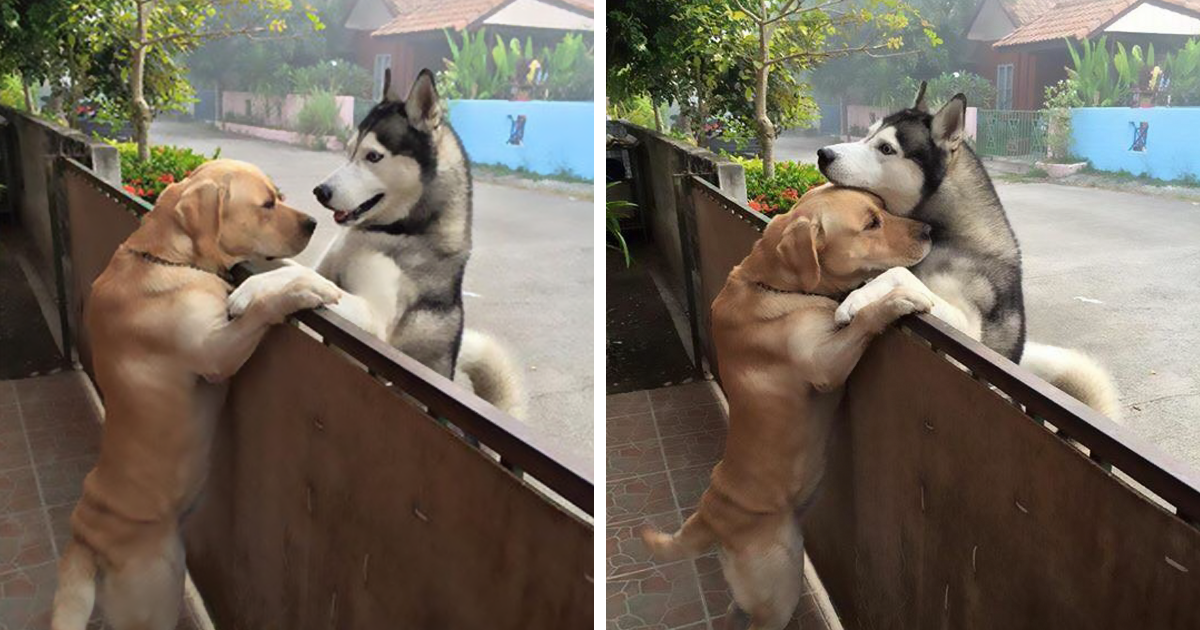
(0, 74), (24, 110)
(115, 143), (218, 203)
(296, 91), (344, 140)
(734, 157), (826, 214)
(291, 61), (373, 99)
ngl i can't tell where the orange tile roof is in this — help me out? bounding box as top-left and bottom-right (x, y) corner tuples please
(372, 0), (593, 37)
(995, 0), (1200, 48)
(1000, 0), (1056, 26)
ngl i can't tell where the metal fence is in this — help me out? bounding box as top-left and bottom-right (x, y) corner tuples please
(685, 175), (1200, 627)
(975, 109), (1048, 160)
(52, 157), (593, 628)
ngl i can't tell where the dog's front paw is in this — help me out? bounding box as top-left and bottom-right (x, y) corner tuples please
(278, 272), (343, 315)
(881, 286), (934, 319)
(834, 267), (926, 325)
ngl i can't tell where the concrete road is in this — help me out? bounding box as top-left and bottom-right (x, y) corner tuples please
(775, 129), (1200, 470)
(151, 121), (594, 465)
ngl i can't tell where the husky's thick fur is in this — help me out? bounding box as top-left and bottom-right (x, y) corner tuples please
(230, 69), (525, 417)
(818, 83), (1121, 420)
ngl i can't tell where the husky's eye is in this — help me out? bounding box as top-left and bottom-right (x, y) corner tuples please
(878, 144), (896, 156)
(365, 151), (384, 163)
(865, 214), (881, 230)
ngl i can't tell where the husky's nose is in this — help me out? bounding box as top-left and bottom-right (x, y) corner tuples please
(817, 147), (836, 170)
(313, 184), (332, 206)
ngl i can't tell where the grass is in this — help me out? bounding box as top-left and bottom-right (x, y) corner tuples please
(471, 162), (591, 184)
(1079, 165), (1200, 188)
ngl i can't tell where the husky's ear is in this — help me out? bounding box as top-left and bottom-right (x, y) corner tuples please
(913, 81), (929, 112)
(382, 68), (401, 103)
(932, 93), (967, 150)
(776, 217), (823, 291)
(405, 69), (442, 131)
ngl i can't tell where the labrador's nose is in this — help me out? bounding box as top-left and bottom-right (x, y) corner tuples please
(313, 184), (332, 206)
(817, 147), (836, 171)
(302, 217), (318, 235)
(920, 224), (932, 239)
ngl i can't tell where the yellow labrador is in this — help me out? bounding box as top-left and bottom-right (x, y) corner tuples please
(642, 185), (933, 630)
(51, 159), (342, 630)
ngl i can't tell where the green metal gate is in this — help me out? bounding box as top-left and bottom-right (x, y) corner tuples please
(976, 109), (1047, 159)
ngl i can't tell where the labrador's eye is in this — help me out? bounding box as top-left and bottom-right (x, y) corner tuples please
(878, 144), (895, 156)
(263, 199), (275, 209)
(865, 215), (881, 230)
(365, 151), (384, 163)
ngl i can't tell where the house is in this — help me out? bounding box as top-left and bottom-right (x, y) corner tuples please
(965, 0), (1200, 109)
(344, 0), (594, 101)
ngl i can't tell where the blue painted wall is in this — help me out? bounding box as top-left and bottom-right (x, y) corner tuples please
(1071, 107), (1200, 181)
(447, 100), (593, 180)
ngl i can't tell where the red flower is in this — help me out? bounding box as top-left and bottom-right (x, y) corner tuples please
(748, 200), (762, 212)
(158, 173), (175, 184)
(123, 184), (135, 194)
(782, 188), (799, 201)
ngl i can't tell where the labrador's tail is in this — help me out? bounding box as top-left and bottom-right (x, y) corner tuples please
(51, 540), (98, 630)
(1021, 341), (1123, 422)
(458, 328), (527, 419)
(640, 512), (718, 562)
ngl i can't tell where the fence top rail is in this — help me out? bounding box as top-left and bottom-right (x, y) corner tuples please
(689, 174), (1200, 524)
(61, 157), (593, 516)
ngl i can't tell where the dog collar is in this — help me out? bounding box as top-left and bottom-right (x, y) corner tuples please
(363, 213), (433, 236)
(754, 281), (811, 295)
(125, 247), (233, 284)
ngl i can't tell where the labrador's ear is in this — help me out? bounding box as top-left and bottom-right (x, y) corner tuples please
(175, 179), (226, 263)
(776, 217), (822, 291)
(405, 68), (442, 131)
(799, 182), (833, 202)
(931, 93), (967, 150)
(913, 80), (929, 113)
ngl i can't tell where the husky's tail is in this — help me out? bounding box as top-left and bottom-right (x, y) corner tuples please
(1021, 341), (1123, 422)
(640, 512), (718, 562)
(458, 329), (527, 419)
(51, 540), (98, 630)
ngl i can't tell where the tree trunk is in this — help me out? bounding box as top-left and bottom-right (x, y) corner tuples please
(132, 1), (153, 160)
(652, 99), (663, 132)
(755, 5), (777, 180)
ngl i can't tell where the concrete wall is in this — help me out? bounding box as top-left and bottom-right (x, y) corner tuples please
(0, 106), (119, 288)
(221, 91), (355, 130)
(447, 100), (593, 180)
(1071, 107), (1200, 181)
(619, 121), (746, 307)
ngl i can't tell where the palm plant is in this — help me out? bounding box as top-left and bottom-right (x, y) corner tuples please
(606, 183), (634, 267)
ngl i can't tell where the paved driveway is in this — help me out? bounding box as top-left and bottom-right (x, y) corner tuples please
(151, 121), (594, 464)
(775, 130), (1200, 471)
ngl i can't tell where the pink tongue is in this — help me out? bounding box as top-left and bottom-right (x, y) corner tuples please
(334, 210), (349, 223)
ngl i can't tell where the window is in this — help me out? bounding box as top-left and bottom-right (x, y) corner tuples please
(997, 64), (1014, 110)
(373, 54), (392, 101)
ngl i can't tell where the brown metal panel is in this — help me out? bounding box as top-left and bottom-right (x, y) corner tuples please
(690, 178), (767, 377)
(805, 329), (1200, 629)
(61, 164), (142, 376)
(185, 325), (593, 630)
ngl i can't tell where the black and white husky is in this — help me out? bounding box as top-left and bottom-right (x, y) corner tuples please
(230, 69), (525, 418)
(818, 83), (1121, 419)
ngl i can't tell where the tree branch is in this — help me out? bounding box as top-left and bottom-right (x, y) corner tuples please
(139, 25), (269, 49)
(767, 41), (903, 66)
(765, 0), (848, 25)
(731, 0), (763, 23)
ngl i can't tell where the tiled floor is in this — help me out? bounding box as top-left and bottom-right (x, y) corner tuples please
(606, 382), (837, 630)
(0, 372), (201, 629)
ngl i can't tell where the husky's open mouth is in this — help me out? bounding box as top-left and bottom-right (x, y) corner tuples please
(333, 193), (385, 225)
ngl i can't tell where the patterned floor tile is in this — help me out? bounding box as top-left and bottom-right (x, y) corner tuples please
(608, 510), (681, 578)
(606, 560), (708, 630)
(608, 438), (667, 482)
(0, 468), (41, 515)
(654, 404), (726, 439)
(0, 510), (54, 574)
(608, 473), (677, 524)
(660, 430), (724, 472)
(0, 427), (32, 474)
(647, 382), (718, 413)
(36, 455), (92, 508)
(668, 467), (712, 512)
(608, 390), (652, 418)
(45, 503), (73, 555)
(609, 412), (658, 448)
(0, 561), (56, 629)
(25, 422), (99, 469)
